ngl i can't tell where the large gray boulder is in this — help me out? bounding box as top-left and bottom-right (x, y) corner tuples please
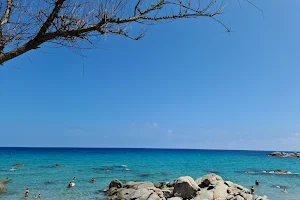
(213, 181), (228, 200)
(109, 179), (123, 188)
(0, 183), (6, 194)
(174, 176), (199, 199)
(126, 182), (155, 189)
(116, 188), (161, 200)
(193, 190), (213, 200)
(162, 188), (173, 198)
(200, 174), (223, 187)
(130, 188), (154, 200)
(116, 188), (135, 199)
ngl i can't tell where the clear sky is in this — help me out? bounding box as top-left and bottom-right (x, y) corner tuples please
(1, 0), (300, 150)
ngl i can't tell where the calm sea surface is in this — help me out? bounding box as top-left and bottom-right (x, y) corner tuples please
(0, 148), (300, 200)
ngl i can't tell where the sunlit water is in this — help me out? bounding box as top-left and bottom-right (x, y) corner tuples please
(0, 148), (300, 200)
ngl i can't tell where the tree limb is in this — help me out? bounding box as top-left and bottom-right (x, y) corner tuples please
(0, 0), (13, 26)
(0, 0), (248, 65)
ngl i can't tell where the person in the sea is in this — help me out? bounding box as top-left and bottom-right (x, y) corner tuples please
(24, 188), (29, 198)
(34, 194), (41, 198)
(73, 176), (76, 181)
(91, 178), (96, 183)
(251, 186), (255, 194)
(68, 181), (73, 188)
(283, 188), (287, 193)
(255, 180), (259, 186)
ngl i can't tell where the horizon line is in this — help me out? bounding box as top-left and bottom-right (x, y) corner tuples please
(0, 146), (284, 152)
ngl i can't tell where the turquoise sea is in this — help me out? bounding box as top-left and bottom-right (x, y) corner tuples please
(0, 148), (300, 200)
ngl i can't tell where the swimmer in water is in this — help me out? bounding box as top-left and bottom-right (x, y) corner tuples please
(283, 188), (287, 193)
(34, 194), (41, 199)
(68, 181), (73, 188)
(91, 178), (96, 183)
(255, 180), (259, 186)
(24, 188), (29, 198)
(251, 186), (255, 195)
(73, 176), (76, 181)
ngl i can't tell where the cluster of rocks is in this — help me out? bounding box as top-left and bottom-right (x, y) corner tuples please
(104, 174), (269, 200)
(268, 151), (300, 158)
(244, 169), (297, 175)
(262, 169), (297, 175)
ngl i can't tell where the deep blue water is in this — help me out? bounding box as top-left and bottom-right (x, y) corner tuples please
(0, 148), (300, 200)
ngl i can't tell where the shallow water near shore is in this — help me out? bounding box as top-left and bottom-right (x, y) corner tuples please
(1, 148), (300, 200)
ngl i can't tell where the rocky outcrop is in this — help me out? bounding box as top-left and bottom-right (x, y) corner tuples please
(244, 169), (298, 175)
(109, 179), (123, 189)
(268, 151), (300, 158)
(0, 179), (9, 185)
(0, 183), (6, 194)
(105, 174), (269, 200)
(173, 176), (199, 199)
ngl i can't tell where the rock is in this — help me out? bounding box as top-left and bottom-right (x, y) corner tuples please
(167, 181), (175, 187)
(200, 174), (223, 187)
(194, 190), (213, 200)
(267, 151), (300, 158)
(107, 187), (120, 196)
(162, 188), (173, 198)
(255, 196), (269, 200)
(268, 151), (281, 156)
(234, 184), (250, 193)
(153, 182), (168, 189)
(243, 194), (253, 200)
(105, 174), (268, 200)
(116, 188), (135, 199)
(231, 196), (245, 200)
(213, 181), (228, 200)
(0, 179), (9, 185)
(0, 183), (6, 194)
(126, 182), (155, 190)
(173, 176), (199, 199)
(130, 188), (153, 199)
(195, 178), (202, 185)
(14, 163), (23, 167)
(274, 169), (287, 174)
(113, 187), (161, 200)
(154, 182), (162, 188)
(147, 192), (161, 200)
(109, 179), (123, 189)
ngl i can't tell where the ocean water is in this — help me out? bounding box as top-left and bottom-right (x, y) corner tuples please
(0, 148), (300, 200)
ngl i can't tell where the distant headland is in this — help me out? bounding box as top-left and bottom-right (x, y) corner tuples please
(267, 151), (300, 158)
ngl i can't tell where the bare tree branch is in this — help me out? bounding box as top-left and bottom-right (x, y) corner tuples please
(0, 0), (259, 65)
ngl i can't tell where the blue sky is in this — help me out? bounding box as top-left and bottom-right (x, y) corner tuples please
(1, 0), (300, 150)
